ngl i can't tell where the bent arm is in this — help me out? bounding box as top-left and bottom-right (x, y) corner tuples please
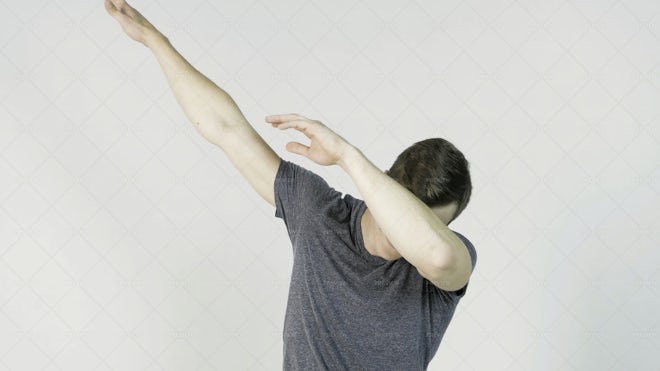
(338, 146), (472, 291)
(265, 114), (473, 290)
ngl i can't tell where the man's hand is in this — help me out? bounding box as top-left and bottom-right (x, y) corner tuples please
(104, 0), (161, 46)
(266, 114), (352, 167)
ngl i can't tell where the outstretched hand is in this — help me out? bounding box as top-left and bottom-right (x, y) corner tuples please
(104, 0), (160, 46)
(266, 114), (353, 167)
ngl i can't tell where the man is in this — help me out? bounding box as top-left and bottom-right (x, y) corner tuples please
(105, 0), (477, 369)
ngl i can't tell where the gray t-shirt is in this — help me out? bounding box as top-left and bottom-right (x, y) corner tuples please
(274, 159), (477, 370)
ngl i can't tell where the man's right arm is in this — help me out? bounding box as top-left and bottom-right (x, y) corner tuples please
(105, 0), (280, 207)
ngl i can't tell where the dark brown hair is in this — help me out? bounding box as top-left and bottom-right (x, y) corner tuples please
(387, 138), (472, 223)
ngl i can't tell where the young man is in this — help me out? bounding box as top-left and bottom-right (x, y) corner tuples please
(105, 1), (477, 369)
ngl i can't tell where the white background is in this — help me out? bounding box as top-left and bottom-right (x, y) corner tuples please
(1, 0), (659, 370)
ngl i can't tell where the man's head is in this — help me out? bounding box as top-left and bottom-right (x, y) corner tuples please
(387, 138), (472, 224)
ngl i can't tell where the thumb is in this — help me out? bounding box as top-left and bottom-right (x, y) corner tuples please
(286, 142), (309, 157)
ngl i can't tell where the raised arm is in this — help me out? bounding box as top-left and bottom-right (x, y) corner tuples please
(104, 0), (281, 206)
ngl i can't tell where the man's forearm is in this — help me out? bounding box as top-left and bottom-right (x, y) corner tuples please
(145, 32), (245, 142)
(338, 145), (468, 283)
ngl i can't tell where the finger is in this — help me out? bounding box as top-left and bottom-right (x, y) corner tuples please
(265, 113), (308, 123)
(104, 0), (117, 14)
(112, 0), (136, 17)
(285, 142), (310, 157)
(107, 0), (125, 11)
(270, 119), (311, 132)
(111, 0), (128, 9)
(106, 6), (129, 22)
(105, 0), (129, 18)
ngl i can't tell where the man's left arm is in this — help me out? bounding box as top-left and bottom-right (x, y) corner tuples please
(339, 145), (472, 291)
(265, 113), (472, 291)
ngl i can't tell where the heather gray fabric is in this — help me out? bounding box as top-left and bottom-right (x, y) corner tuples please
(274, 159), (477, 371)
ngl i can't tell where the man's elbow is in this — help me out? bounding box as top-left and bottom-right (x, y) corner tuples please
(421, 244), (471, 291)
(196, 115), (232, 146)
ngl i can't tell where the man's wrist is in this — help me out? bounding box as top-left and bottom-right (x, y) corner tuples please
(338, 144), (362, 172)
(144, 30), (168, 50)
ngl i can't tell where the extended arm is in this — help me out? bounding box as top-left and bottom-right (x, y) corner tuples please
(105, 0), (280, 206)
(266, 114), (472, 291)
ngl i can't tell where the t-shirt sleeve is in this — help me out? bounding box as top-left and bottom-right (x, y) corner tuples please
(273, 159), (346, 231)
(449, 231), (477, 298)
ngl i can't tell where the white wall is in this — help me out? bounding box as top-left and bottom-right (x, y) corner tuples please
(1, 0), (659, 369)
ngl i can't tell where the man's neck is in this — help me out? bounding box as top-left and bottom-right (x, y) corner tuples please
(361, 208), (402, 261)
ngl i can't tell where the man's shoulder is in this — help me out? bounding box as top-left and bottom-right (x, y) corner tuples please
(275, 159), (359, 222)
(277, 159), (328, 187)
(451, 230), (477, 269)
